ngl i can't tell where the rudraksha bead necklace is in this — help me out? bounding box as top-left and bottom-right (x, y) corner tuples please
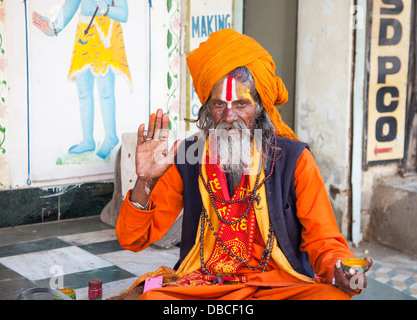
(199, 208), (275, 274)
(199, 136), (278, 275)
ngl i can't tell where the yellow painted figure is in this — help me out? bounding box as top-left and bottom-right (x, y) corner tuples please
(33, 0), (131, 159)
(69, 12), (131, 85)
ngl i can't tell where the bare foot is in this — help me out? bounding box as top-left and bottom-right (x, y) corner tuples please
(96, 136), (119, 159)
(68, 140), (96, 154)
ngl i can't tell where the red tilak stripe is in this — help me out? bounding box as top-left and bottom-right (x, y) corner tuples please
(226, 76), (233, 102)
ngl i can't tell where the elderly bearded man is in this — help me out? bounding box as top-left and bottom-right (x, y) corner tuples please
(115, 29), (372, 300)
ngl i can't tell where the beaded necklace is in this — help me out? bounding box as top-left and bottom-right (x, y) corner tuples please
(199, 136), (278, 275)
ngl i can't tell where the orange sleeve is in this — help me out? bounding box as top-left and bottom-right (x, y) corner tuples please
(295, 148), (354, 284)
(116, 164), (184, 252)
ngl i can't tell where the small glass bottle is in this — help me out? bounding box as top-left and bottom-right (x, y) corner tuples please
(88, 279), (103, 300)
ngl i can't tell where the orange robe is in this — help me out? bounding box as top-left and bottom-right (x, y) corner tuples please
(116, 148), (355, 300)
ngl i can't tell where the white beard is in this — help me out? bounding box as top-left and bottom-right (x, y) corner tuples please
(213, 121), (252, 180)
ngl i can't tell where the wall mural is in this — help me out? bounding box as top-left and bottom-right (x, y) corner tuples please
(0, 0), (181, 189)
(32, 0), (130, 160)
(0, 0), (8, 190)
(24, 0), (149, 185)
(166, 0), (180, 132)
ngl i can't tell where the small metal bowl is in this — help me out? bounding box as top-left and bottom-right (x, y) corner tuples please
(341, 258), (368, 273)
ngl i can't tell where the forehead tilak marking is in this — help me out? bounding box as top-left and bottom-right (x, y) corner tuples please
(226, 76), (233, 101)
(221, 76), (237, 108)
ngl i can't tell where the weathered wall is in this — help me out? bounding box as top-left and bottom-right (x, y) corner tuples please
(360, 163), (398, 236)
(243, 0), (298, 128)
(368, 175), (417, 257)
(359, 0), (416, 254)
(295, 0), (354, 236)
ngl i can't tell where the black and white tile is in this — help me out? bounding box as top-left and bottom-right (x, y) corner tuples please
(0, 224), (179, 300)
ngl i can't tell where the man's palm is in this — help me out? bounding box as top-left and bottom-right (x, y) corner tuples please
(135, 110), (179, 182)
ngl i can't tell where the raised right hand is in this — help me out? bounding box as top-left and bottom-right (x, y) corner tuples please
(135, 108), (180, 182)
(130, 109), (180, 206)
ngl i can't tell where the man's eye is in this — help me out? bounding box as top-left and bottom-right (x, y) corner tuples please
(215, 101), (224, 106)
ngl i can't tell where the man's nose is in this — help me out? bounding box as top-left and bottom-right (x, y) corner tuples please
(224, 106), (239, 123)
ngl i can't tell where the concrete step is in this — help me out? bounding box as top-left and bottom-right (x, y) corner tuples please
(368, 175), (417, 258)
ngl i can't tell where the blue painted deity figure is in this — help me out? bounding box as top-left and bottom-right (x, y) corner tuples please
(33, 0), (131, 159)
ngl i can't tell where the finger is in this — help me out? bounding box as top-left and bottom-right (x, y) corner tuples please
(351, 271), (368, 290)
(33, 12), (47, 25)
(365, 257), (373, 271)
(333, 261), (345, 283)
(33, 16), (43, 24)
(146, 113), (157, 140)
(166, 139), (181, 164)
(32, 19), (41, 28)
(137, 124), (146, 145)
(160, 113), (170, 140)
(32, 14), (43, 26)
(34, 19), (46, 29)
(361, 273), (368, 289)
(334, 260), (351, 289)
(33, 21), (46, 30)
(153, 109), (163, 140)
(32, 12), (42, 19)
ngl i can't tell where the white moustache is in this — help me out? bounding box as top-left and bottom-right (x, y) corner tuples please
(214, 121), (252, 174)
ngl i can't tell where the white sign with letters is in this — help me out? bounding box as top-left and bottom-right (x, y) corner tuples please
(366, 0), (412, 163)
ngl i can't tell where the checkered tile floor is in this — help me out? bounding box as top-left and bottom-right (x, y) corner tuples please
(351, 242), (417, 299)
(0, 216), (416, 300)
(364, 259), (417, 298)
(0, 217), (179, 300)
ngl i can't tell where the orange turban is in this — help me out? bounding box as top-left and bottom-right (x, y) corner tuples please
(187, 29), (298, 141)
